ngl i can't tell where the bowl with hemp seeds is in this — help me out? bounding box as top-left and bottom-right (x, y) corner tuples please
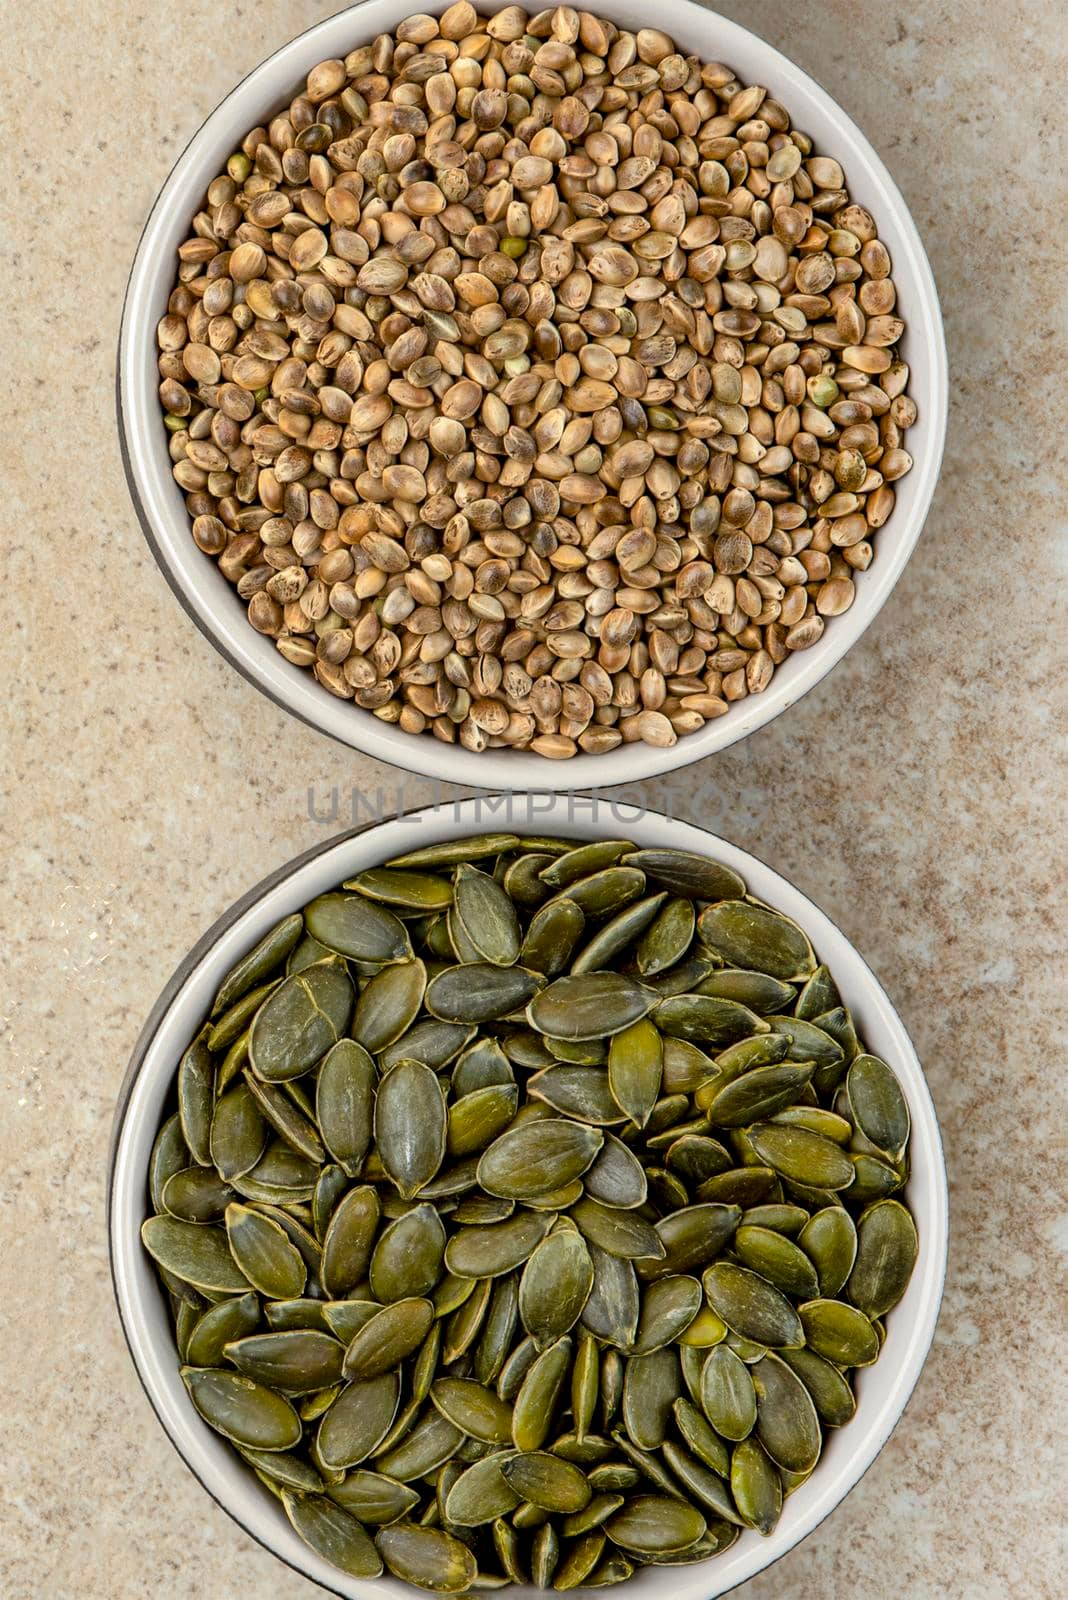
(109, 796), (948, 1597)
(119, 0), (947, 785)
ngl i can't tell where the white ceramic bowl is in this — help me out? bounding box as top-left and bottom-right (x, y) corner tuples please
(118, 0), (948, 790)
(109, 794), (948, 1599)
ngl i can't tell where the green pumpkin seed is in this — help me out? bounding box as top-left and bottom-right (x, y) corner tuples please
(352, 959), (426, 1052)
(621, 850), (744, 903)
(742, 1204), (810, 1236)
(329, 1469), (420, 1524)
(315, 1041), (375, 1178)
(431, 1378), (514, 1444)
(497, 1334), (539, 1403)
(478, 1120), (603, 1201)
(637, 1204), (742, 1282)
(698, 901), (815, 982)
(606, 1018), (662, 1129)
(345, 869), (453, 912)
(700, 1345), (756, 1440)
(377, 1407), (465, 1481)
(513, 1336), (573, 1451)
(242, 1446), (324, 1493)
(636, 897), (695, 977)
(532, 1521), (560, 1586)
(519, 899), (586, 978)
(554, 1530), (606, 1588)
(795, 964), (841, 1021)
(540, 841), (632, 888)
(660, 1038), (717, 1095)
(142, 1222), (243, 1302)
(672, 1398), (730, 1478)
(730, 1436), (782, 1535)
(799, 1299), (880, 1366)
(225, 1203), (306, 1299)
(519, 1228), (593, 1349)
(605, 1494), (706, 1554)
(448, 1085), (521, 1159)
(697, 969), (797, 1014)
(678, 1306), (729, 1347)
(183, 1366), (302, 1450)
(241, 1071), (325, 1165)
(660, 1441), (743, 1525)
(388, 835), (521, 870)
(453, 865), (522, 967)
(847, 1054), (911, 1161)
(376, 1060), (447, 1200)
(780, 1347), (857, 1427)
(702, 1061), (816, 1128)
(734, 1226), (821, 1301)
(317, 1373), (401, 1469)
(571, 894), (667, 975)
(588, 1465), (639, 1493)
(232, 1140), (318, 1205)
(322, 1185), (380, 1297)
(502, 1452), (590, 1514)
(380, 1019), (475, 1073)
(248, 960), (353, 1082)
(847, 1151), (905, 1203)
(265, 1298), (331, 1333)
(663, 1134), (732, 1185)
(703, 1263), (804, 1349)
(570, 1198), (665, 1262)
(766, 1014), (843, 1072)
(584, 1135), (647, 1210)
(571, 1329), (599, 1441)
(149, 1114), (189, 1214)
(770, 1105), (853, 1142)
(371, 1204), (446, 1301)
(161, 1166), (234, 1223)
(177, 1032), (214, 1166)
(632, 1276), (702, 1354)
(211, 914), (304, 1016)
(284, 1488), (386, 1577)
(208, 981), (283, 1053)
(584, 1551), (634, 1586)
(427, 963), (542, 1025)
(621, 1348), (680, 1450)
(344, 1298), (436, 1379)
(376, 1521), (478, 1592)
(527, 1066), (626, 1125)
(798, 1206), (858, 1297)
(446, 1212), (553, 1279)
(446, 1453), (521, 1526)
(210, 1083), (268, 1182)
(527, 973), (656, 1041)
(747, 1121), (855, 1191)
(846, 1199), (918, 1316)
(226, 1330), (346, 1394)
(655, 994), (770, 1048)
(582, 1245), (640, 1349)
(454, 1039), (514, 1097)
(751, 1352), (822, 1473)
(184, 1292), (260, 1367)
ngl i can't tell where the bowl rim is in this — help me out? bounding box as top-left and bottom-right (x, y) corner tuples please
(117, 0), (949, 791)
(108, 793), (949, 1600)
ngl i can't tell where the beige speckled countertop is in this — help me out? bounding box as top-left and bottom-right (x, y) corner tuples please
(2, 2), (1065, 1596)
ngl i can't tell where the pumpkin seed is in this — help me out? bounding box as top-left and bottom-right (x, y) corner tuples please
(446, 1453), (521, 1526)
(698, 970), (796, 1014)
(330, 1469), (421, 1524)
(388, 836), (521, 870)
(795, 964), (841, 1021)
(847, 1055), (911, 1161)
(226, 1203), (306, 1299)
(730, 1436), (782, 1535)
(502, 1452), (590, 1514)
(606, 1494), (706, 1554)
(142, 1215), (249, 1294)
(376, 1521), (478, 1592)
(584, 1136), (647, 1210)
(185, 1292), (260, 1367)
(527, 1067), (626, 1125)
(799, 1206), (858, 1297)
(520, 1228), (593, 1349)
(322, 1185), (380, 1297)
(183, 1366), (302, 1451)
(541, 842), (633, 888)
(621, 851), (744, 903)
(177, 1032), (214, 1166)
(638, 1204), (742, 1282)
(607, 1018), (662, 1129)
(478, 1121), (603, 1201)
(633, 1276), (702, 1353)
(315, 1041), (375, 1178)
(210, 1083), (267, 1181)
(513, 1336), (573, 1451)
(622, 1348), (680, 1449)
(766, 1014), (843, 1072)
(780, 1347), (857, 1427)
(528, 974), (656, 1041)
(700, 1345), (756, 1441)
(427, 964), (542, 1024)
(376, 1060), (447, 1199)
(672, 1398), (730, 1478)
(655, 995), (770, 1047)
(432, 1378), (514, 1444)
(703, 1263), (804, 1349)
(227, 1330), (346, 1394)
(637, 898), (696, 977)
(582, 1245), (640, 1349)
(346, 869), (453, 912)
(734, 1226), (821, 1300)
(249, 960), (353, 1081)
(697, 901), (815, 982)
(242, 1446), (323, 1493)
(751, 1353), (822, 1473)
(554, 1530), (606, 1588)
(846, 1198), (918, 1316)
(702, 1061), (815, 1127)
(318, 1373), (401, 1470)
(799, 1299), (880, 1366)
(211, 914), (303, 1016)
(570, 1198), (665, 1262)
(380, 1020), (475, 1073)
(453, 865), (522, 967)
(446, 1212), (553, 1280)
(748, 1122), (855, 1190)
(572, 894), (667, 976)
(161, 1166), (234, 1223)
(659, 1441), (743, 1525)
(520, 900), (586, 978)
(344, 1298), (436, 1379)
(371, 1204), (446, 1302)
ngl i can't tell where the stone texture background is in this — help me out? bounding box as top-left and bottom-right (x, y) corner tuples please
(2, 2), (1065, 1597)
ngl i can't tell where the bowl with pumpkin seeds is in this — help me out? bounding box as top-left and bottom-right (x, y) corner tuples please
(118, 0), (947, 787)
(110, 795), (948, 1597)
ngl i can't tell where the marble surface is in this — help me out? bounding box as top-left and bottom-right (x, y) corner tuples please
(2, 2), (1065, 1596)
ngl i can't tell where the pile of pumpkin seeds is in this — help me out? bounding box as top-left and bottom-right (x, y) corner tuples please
(143, 832), (919, 1589)
(159, 4), (916, 758)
